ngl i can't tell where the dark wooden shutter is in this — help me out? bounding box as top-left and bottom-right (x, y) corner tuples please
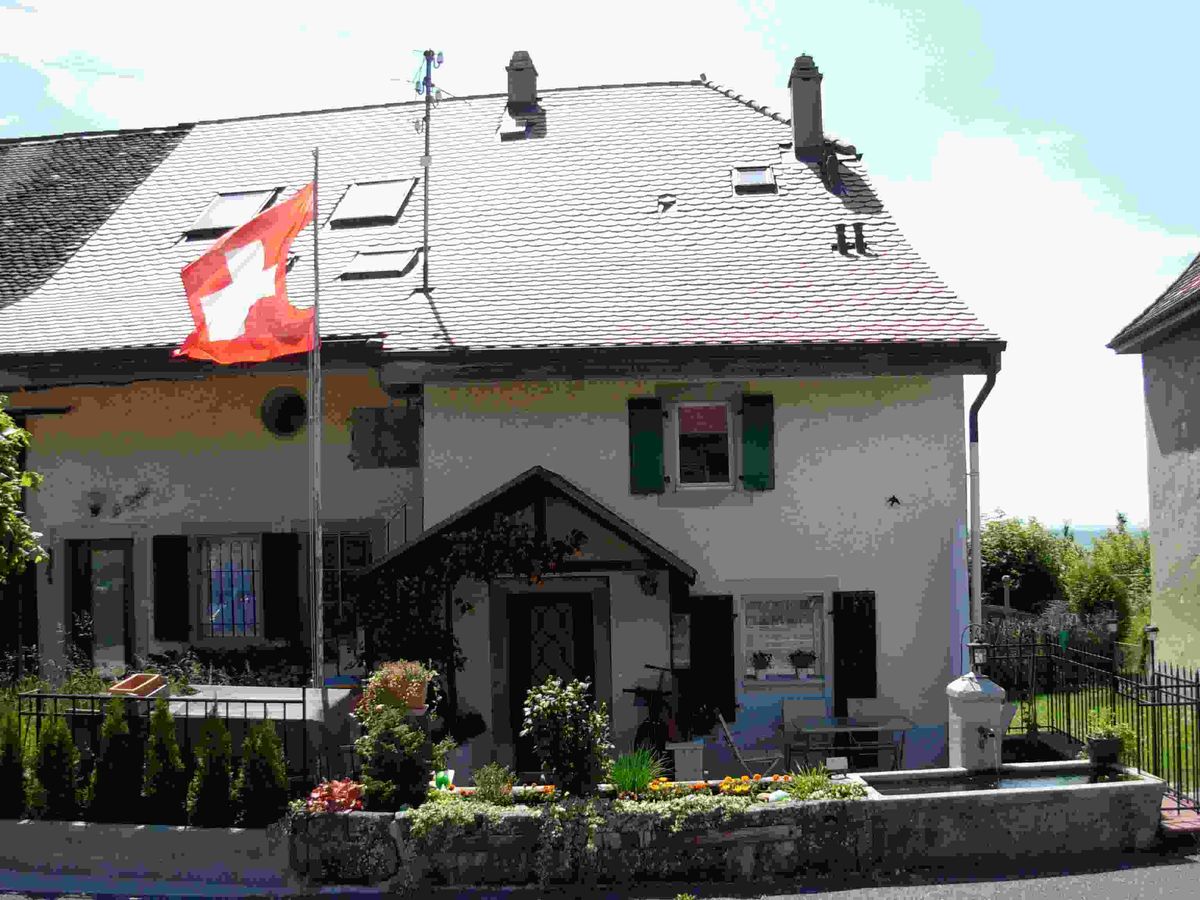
(740, 394), (775, 491)
(152, 535), (191, 641)
(350, 407), (420, 469)
(832, 590), (877, 717)
(628, 397), (665, 494)
(262, 532), (302, 640)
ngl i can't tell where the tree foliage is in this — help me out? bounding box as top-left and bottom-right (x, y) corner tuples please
(88, 698), (143, 823)
(0, 396), (46, 585)
(232, 720), (289, 827)
(978, 516), (1071, 613)
(142, 697), (186, 825)
(187, 716), (234, 827)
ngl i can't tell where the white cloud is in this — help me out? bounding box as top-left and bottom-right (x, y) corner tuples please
(874, 133), (1199, 525)
(0, 114), (19, 127)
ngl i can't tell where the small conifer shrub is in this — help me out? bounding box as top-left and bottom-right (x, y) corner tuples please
(88, 698), (143, 822)
(142, 697), (186, 825)
(187, 716), (234, 827)
(233, 720), (289, 827)
(33, 714), (79, 820)
(0, 707), (25, 818)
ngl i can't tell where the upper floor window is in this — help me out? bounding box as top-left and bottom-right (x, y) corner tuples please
(676, 402), (732, 486)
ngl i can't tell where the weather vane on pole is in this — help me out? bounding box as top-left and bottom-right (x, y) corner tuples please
(415, 49), (442, 294)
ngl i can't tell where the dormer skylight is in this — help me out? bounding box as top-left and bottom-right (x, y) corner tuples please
(339, 248), (421, 281)
(185, 188), (279, 239)
(328, 179), (416, 229)
(731, 166), (777, 195)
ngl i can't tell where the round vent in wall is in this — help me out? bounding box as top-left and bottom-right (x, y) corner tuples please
(261, 387), (307, 437)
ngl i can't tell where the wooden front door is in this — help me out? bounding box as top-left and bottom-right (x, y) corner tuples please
(509, 593), (595, 774)
(68, 539), (135, 670)
(831, 590), (877, 718)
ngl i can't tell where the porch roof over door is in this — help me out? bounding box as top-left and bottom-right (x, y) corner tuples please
(359, 465), (696, 583)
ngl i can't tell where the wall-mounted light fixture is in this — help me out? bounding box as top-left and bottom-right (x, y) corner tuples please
(637, 571), (659, 597)
(85, 490), (106, 518)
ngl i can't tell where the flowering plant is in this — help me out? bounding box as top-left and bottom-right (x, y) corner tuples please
(718, 773), (789, 796)
(354, 660), (437, 730)
(304, 778), (364, 813)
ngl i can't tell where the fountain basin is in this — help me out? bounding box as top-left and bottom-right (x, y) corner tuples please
(854, 760), (1165, 861)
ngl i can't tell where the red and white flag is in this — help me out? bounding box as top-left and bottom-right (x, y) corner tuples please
(175, 183), (315, 364)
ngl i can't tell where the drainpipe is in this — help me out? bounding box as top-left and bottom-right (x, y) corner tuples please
(969, 356), (999, 632)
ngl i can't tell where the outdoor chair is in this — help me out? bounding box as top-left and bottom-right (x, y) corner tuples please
(715, 711), (783, 776)
(845, 697), (904, 770)
(782, 698), (833, 771)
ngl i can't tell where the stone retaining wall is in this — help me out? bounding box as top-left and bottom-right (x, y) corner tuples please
(287, 767), (1165, 892)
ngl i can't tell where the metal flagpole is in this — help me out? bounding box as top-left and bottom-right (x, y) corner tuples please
(309, 148), (324, 688)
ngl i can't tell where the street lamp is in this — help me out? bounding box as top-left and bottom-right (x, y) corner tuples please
(961, 624), (991, 675)
(1144, 624), (1158, 679)
(1001, 574), (1012, 613)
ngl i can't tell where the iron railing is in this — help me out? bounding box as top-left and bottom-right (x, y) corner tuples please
(985, 627), (1199, 813)
(18, 690), (310, 789)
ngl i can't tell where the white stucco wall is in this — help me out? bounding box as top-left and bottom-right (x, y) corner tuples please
(424, 375), (969, 766)
(1143, 327), (1200, 665)
(16, 370), (420, 667)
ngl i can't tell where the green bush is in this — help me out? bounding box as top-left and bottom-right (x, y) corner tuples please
(0, 706), (25, 818)
(87, 698), (143, 822)
(609, 749), (665, 796)
(32, 713), (79, 820)
(187, 716), (234, 827)
(520, 677), (612, 796)
(354, 705), (428, 811)
(232, 720), (289, 827)
(471, 761), (516, 806)
(142, 697), (186, 825)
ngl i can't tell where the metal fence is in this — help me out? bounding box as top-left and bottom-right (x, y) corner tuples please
(984, 625), (1197, 812)
(18, 690), (310, 789)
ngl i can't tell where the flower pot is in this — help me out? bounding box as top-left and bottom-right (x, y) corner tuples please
(1088, 737), (1122, 767)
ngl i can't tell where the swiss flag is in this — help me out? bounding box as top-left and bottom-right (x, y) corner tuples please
(175, 183), (315, 364)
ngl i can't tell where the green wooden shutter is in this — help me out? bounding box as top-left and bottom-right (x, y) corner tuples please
(628, 397), (665, 494)
(741, 394), (775, 491)
(263, 532), (302, 641)
(152, 535), (191, 641)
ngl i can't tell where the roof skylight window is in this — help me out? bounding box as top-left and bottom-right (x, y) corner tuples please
(339, 248), (421, 281)
(731, 166), (777, 195)
(185, 188), (279, 239)
(328, 179), (416, 229)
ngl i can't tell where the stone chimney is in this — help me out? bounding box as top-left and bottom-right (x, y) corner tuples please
(788, 54), (824, 161)
(506, 51), (538, 110)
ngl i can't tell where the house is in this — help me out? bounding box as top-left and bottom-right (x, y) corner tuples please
(1109, 250), (1200, 666)
(0, 124), (191, 670)
(0, 50), (1002, 770)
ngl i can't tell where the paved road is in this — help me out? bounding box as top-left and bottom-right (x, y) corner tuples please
(5, 840), (1200, 898)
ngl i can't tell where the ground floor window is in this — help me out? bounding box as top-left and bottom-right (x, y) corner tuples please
(322, 532), (372, 670)
(742, 594), (824, 680)
(200, 536), (262, 638)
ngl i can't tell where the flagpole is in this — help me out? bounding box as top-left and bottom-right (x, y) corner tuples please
(309, 148), (324, 688)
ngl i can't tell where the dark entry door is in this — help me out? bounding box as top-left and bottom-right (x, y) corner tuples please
(509, 593), (595, 774)
(831, 590), (877, 717)
(68, 539), (135, 669)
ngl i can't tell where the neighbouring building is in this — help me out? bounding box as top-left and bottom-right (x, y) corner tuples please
(1109, 250), (1200, 666)
(0, 50), (1003, 769)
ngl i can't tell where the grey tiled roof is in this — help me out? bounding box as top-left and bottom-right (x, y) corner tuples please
(1109, 249), (1200, 352)
(0, 127), (188, 309)
(0, 81), (1000, 358)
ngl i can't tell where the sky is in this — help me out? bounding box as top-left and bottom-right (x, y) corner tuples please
(3, 0), (1198, 529)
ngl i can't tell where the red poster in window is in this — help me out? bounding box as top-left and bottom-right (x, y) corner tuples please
(679, 405), (727, 434)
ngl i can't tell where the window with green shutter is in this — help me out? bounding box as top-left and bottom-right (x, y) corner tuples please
(628, 397), (665, 494)
(740, 394), (775, 491)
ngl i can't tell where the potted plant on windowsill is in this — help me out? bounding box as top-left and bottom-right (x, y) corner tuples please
(750, 652), (772, 679)
(1085, 708), (1134, 768)
(788, 649), (816, 678)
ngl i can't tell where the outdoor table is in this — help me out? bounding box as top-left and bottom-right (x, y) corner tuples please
(785, 716), (916, 771)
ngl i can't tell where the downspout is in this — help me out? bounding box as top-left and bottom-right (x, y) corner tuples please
(969, 356), (999, 631)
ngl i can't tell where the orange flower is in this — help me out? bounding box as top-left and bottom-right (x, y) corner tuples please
(752, 774), (762, 781)
(741, 775), (750, 782)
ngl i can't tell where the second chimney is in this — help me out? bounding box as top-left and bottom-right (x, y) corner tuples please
(507, 50), (538, 110)
(788, 54), (824, 161)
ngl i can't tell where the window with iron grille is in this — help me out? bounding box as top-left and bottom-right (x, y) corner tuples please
(199, 536), (262, 638)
